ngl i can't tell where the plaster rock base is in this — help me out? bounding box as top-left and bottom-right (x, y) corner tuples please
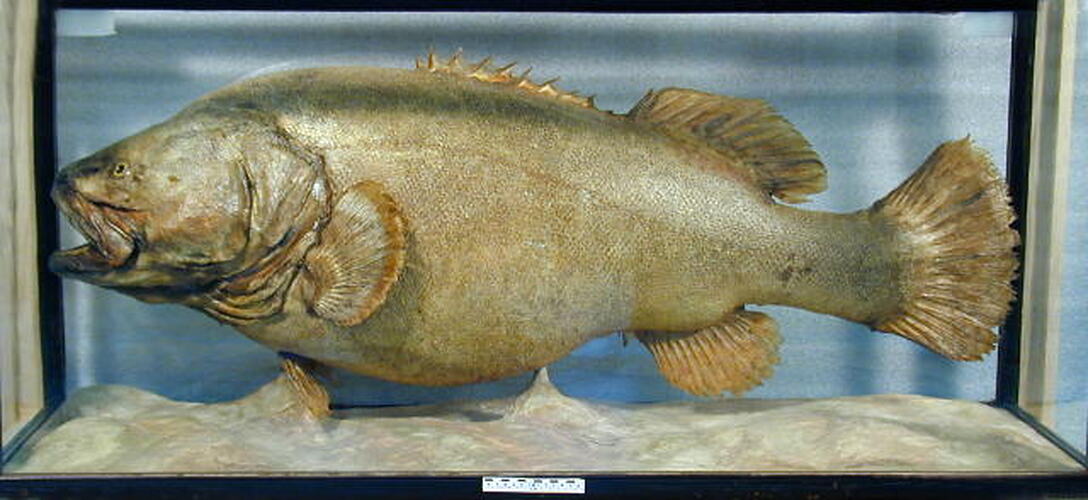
(8, 371), (1079, 473)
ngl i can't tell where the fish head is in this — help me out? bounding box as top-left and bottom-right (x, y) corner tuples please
(50, 116), (251, 299)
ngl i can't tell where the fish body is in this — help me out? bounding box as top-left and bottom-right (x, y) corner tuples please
(51, 55), (1018, 396)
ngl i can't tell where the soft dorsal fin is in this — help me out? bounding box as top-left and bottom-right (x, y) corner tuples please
(636, 310), (780, 396)
(416, 50), (598, 111)
(628, 88), (826, 203)
(301, 181), (407, 327)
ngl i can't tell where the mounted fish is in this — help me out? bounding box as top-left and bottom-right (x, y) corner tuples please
(50, 52), (1019, 418)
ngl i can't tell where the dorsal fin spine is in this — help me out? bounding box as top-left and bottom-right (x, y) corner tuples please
(469, 57), (491, 74)
(416, 50), (598, 111)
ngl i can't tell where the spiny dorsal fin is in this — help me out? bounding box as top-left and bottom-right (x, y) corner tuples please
(636, 310), (780, 397)
(628, 88), (826, 203)
(302, 181), (407, 327)
(416, 50), (598, 110)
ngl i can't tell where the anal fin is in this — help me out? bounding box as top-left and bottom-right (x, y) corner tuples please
(636, 310), (780, 397)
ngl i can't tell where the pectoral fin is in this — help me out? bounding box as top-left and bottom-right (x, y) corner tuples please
(302, 181), (407, 327)
(636, 310), (780, 396)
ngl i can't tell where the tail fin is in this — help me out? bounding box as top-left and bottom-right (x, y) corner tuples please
(871, 138), (1019, 360)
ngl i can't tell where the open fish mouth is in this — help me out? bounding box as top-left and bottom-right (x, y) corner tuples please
(49, 184), (139, 275)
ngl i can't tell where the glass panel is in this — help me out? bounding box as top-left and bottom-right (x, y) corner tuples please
(17, 9), (1079, 476)
(1057, 0), (1088, 456)
(53, 10), (1012, 406)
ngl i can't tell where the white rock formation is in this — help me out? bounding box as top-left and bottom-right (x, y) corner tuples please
(8, 369), (1079, 473)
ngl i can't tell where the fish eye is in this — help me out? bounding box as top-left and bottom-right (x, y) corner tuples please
(111, 162), (130, 178)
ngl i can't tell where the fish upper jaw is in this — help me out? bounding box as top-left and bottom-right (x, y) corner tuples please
(49, 178), (140, 277)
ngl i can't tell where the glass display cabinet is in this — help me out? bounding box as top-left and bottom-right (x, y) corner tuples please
(1, 0), (1086, 497)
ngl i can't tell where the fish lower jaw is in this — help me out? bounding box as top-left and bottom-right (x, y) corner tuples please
(49, 243), (121, 275)
(54, 191), (138, 273)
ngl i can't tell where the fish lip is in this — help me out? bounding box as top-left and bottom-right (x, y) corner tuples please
(50, 184), (140, 276)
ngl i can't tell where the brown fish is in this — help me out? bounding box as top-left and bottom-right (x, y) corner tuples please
(50, 53), (1018, 412)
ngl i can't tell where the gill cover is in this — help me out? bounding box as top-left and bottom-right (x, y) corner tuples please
(188, 108), (331, 324)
